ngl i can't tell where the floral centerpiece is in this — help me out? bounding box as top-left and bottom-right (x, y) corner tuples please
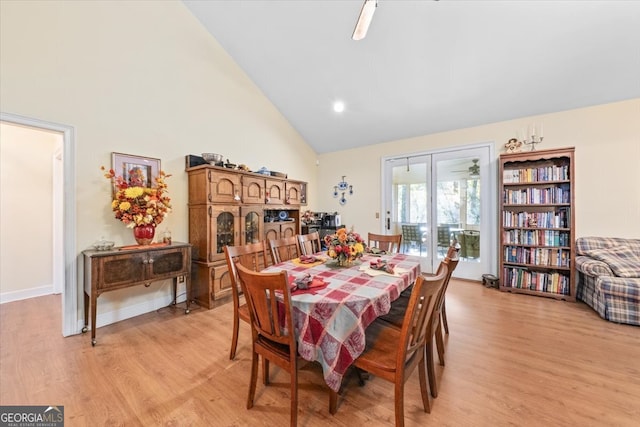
(102, 166), (172, 244)
(324, 228), (365, 266)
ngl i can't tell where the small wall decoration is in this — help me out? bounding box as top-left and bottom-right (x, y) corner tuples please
(111, 152), (161, 194)
(333, 176), (353, 205)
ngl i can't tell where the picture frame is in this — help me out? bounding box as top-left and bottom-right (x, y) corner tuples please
(111, 152), (161, 192)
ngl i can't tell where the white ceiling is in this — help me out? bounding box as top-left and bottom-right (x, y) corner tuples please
(183, 0), (640, 154)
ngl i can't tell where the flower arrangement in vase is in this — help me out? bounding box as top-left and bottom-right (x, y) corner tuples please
(102, 166), (172, 244)
(324, 228), (365, 266)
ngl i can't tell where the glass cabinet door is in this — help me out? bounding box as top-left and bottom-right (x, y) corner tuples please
(216, 211), (236, 255)
(241, 206), (263, 245)
(245, 211), (260, 243)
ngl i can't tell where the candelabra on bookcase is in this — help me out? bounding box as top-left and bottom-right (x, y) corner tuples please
(523, 134), (543, 151)
(519, 124), (544, 151)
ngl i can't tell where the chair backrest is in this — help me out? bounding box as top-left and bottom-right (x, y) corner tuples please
(368, 232), (402, 254)
(401, 224), (422, 244)
(297, 232), (322, 256)
(437, 225), (452, 247)
(461, 230), (480, 258)
(235, 262), (295, 350)
(224, 242), (270, 310)
(269, 236), (301, 264)
(432, 244), (460, 313)
(398, 268), (447, 367)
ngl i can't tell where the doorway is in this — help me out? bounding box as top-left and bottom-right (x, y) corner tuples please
(0, 112), (77, 336)
(382, 143), (496, 280)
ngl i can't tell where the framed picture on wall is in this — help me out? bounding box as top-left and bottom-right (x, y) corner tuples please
(111, 152), (161, 190)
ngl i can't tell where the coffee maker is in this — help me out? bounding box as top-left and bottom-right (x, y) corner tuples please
(322, 213), (341, 228)
(317, 212), (343, 248)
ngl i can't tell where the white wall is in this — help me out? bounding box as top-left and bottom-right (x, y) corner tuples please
(0, 123), (59, 300)
(0, 1), (317, 328)
(316, 99), (640, 240)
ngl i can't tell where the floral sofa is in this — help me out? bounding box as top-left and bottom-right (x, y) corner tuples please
(575, 237), (640, 326)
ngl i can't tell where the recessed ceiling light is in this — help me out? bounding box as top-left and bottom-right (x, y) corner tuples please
(333, 101), (345, 113)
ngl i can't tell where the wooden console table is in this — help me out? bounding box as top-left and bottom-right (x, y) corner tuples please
(82, 242), (192, 346)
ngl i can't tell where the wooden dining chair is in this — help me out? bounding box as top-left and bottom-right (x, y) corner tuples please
(329, 269), (447, 426)
(235, 263), (299, 427)
(377, 244), (460, 399)
(297, 232), (322, 256)
(223, 242), (270, 360)
(367, 232), (402, 254)
(269, 236), (301, 264)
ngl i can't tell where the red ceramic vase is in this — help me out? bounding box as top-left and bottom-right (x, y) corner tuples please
(133, 224), (155, 245)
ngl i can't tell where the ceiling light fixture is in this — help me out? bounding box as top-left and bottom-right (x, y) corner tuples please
(352, 0), (377, 41)
(333, 101), (345, 113)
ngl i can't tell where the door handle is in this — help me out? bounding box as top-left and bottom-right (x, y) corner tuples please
(386, 217), (390, 230)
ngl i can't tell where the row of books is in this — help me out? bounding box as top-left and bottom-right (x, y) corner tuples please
(502, 229), (571, 246)
(504, 246), (571, 267)
(502, 208), (570, 228)
(503, 184), (571, 205)
(503, 164), (570, 183)
(502, 267), (571, 295)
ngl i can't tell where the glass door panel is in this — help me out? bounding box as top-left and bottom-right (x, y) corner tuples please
(384, 155), (433, 270)
(384, 145), (495, 280)
(432, 147), (492, 279)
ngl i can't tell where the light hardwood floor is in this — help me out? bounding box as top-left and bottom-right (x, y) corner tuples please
(1, 280), (639, 426)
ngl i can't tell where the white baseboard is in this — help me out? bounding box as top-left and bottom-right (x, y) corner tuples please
(0, 284), (55, 304)
(90, 282), (189, 331)
(94, 293), (177, 329)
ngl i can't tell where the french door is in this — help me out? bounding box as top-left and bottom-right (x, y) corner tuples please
(382, 144), (495, 280)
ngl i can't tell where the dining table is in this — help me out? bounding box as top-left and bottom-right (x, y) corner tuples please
(262, 252), (422, 392)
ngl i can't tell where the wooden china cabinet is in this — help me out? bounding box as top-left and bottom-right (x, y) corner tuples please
(186, 160), (307, 308)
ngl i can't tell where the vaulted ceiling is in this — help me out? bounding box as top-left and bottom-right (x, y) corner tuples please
(183, 1), (640, 154)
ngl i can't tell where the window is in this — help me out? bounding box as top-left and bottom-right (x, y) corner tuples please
(396, 183), (427, 223)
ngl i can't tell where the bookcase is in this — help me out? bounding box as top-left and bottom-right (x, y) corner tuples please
(499, 147), (576, 301)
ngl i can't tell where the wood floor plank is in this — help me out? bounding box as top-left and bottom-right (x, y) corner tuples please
(1, 280), (639, 426)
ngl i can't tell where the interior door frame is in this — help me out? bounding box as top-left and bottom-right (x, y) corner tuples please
(381, 142), (497, 279)
(1, 112), (78, 336)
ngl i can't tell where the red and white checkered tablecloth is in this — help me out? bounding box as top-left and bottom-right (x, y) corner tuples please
(263, 253), (421, 392)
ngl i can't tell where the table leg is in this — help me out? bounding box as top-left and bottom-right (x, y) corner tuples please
(90, 293), (97, 346)
(82, 291), (89, 333)
(184, 274), (191, 314)
(172, 277), (177, 305)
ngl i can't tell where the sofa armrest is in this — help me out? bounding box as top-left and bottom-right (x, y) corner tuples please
(575, 256), (615, 277)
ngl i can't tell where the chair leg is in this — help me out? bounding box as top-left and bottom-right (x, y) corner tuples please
(290, 362), (298, 427)
(262, 357), (270, 385)
(394, 380), (405, 427)
(435, 320), (446, 366)
(247, 351), (259, 409)
(442, 299), (449, 334)
(354, 367), (369, 386)
(426, 341), (438, 398)
(418, 353), (432, 414)
(230, 311), (240, 360)
(329, 389), (338, 415)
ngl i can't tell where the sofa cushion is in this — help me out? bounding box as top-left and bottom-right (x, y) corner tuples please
(584, 246), (640, 278)
(576, 237), (640, 256)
